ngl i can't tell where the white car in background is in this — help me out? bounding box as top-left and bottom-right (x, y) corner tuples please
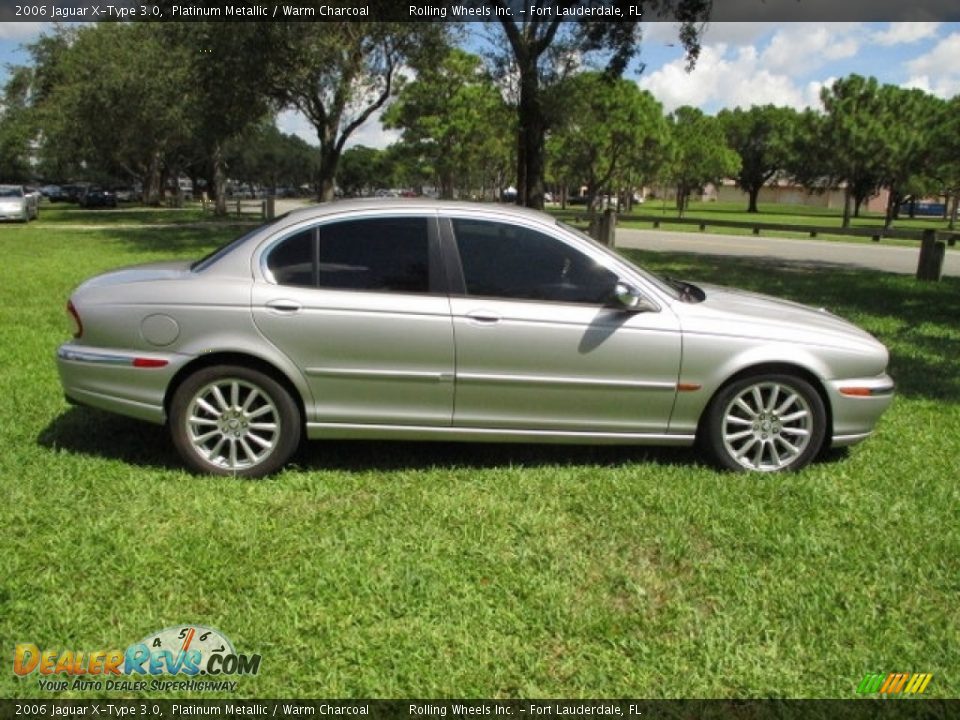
(0, 185), (40, 222)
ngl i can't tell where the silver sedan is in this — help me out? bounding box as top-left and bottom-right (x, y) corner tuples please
(56, 200), (894, 477)
(0, 184), (40, 222)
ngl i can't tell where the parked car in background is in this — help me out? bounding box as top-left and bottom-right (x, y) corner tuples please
(40, 185), (65, 202)
(79, 186), (118, 209)
(57, 200), (894, 478)
(0, 184), (40, 222)
(114, 187), (141, 203)
(62, 184), (88, 204)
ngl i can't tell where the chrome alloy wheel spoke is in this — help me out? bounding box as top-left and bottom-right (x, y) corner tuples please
(186, 379), (281, 471)
(722, 381), (813, 472)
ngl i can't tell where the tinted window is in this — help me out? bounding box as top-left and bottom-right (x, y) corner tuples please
(265, 217), (431, 294)
(266, 229), (314, 287)
(453, 219), (618, 304)
(319, 217), (429, 293)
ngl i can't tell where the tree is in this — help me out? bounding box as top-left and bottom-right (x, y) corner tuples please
(0, 66), (34, 182)
(25, 23), (194, 202)
(224, 121), (317, 195)
(930, 95), (960, 230)
(486, 0), (711, 210)
(663, 106), (740, 215)
(817, 75), (888, 228)
(162, 22), (278, 214)
(337, 145), (392, 196)
(872, 85), (942, 229)
(718, 105), (799, 213)
(268, 22), (447, 201)
(547, 72), (665, 209)
(383, 48), (512, 199)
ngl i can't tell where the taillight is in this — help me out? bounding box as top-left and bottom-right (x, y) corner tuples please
(66, 300), (83, 339)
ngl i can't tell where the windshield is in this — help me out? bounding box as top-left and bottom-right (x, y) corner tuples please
(0, 186), (24, 198)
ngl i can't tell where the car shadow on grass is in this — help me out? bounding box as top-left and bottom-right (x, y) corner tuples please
(37, 406), (184, 471)
(39, 406), (855, 475)
(292, 438), (701, 472)
(39, 406), (707, 473)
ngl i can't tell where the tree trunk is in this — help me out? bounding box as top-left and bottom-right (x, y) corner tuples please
(212, 143), (227, 216)
(440, 169), (455, 200)
(515, 57), (545, 210)
(144, 153), (163, 206)
(949, 192), (959, 231)
(747, 187), (760, 213)
(883, 188), (899, 230)
(317, 140), (340, 203)
(841, 186), (852, 229)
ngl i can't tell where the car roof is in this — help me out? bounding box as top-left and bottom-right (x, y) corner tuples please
(277, 198), (554, 227)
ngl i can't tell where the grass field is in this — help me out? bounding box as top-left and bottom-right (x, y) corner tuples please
(1, 211), (958, 699)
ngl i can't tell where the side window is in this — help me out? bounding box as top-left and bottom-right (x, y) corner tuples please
(266, 229), (314, 287)
(265, 217), (430, 294)
(452, 219), (618, 304)
(319, 217), (429, 293)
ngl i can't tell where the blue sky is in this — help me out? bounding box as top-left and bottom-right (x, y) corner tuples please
(2, 21), (958, 148)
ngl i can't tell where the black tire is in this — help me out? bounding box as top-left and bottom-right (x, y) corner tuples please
(169, 365), (301, 478)
(700, 373), (827, 473)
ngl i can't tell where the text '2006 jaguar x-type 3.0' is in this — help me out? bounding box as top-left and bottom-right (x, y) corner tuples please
(57, 200), (894, 477)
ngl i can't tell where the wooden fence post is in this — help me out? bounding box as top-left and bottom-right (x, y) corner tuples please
(916, 229), (945, 282)
(600, 208), (616, 246)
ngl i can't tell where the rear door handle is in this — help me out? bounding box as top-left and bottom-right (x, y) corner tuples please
(265, 299), (303, 314)
(466, 310), (501, 325)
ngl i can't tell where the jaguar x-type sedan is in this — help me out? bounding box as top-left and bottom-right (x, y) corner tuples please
(57, 200), (894, 477)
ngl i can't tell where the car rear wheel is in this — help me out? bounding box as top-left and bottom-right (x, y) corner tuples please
(170, 365), (301, 478)
(702, 373), (826, 473)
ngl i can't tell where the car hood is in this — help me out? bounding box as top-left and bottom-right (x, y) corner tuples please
(679, 282), (881, 349)
(77, 260), (195, 291)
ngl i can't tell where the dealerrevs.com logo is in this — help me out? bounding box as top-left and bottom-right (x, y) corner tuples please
(13, 625), (261, 693)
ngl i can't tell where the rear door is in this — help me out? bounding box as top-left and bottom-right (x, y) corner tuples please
(252, 213), (455, 426)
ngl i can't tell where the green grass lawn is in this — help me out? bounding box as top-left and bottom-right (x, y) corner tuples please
(1, 216), (958, 699)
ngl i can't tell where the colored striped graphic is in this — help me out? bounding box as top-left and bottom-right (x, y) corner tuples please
(857, 672), (933, 694)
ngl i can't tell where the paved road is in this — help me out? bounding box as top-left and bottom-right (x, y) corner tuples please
(616, 227), (959, 277)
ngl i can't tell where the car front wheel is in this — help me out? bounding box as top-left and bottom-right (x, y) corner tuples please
(170, 365), (301, 478)
(702, 373), (827, 472)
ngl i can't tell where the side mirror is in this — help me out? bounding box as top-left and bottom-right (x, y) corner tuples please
(614, 282), (656, 312)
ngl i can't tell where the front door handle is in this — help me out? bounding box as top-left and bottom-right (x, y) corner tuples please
(265, 299), (303, 314)
(466, 310), (501, 325)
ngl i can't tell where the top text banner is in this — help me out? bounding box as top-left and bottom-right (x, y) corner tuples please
(2, 0), (959, 22)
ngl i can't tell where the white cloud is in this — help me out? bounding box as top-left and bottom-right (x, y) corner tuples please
(0, 22), (45, 41)
(759, 24), (862, 75)
(275, 109), (317, 147)
(906, 32), (960, 76)
(872, 22), (941, 46)
(635, 23), (959, 114)
(638, 42), (809, 113)
(698, 22), (784, 47)
(904, 32), (960, 98)
(344, 116), (401, 150)
(275, 107), (400, 151)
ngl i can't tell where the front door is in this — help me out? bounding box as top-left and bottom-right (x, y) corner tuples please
(446, 217), (682, 433)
